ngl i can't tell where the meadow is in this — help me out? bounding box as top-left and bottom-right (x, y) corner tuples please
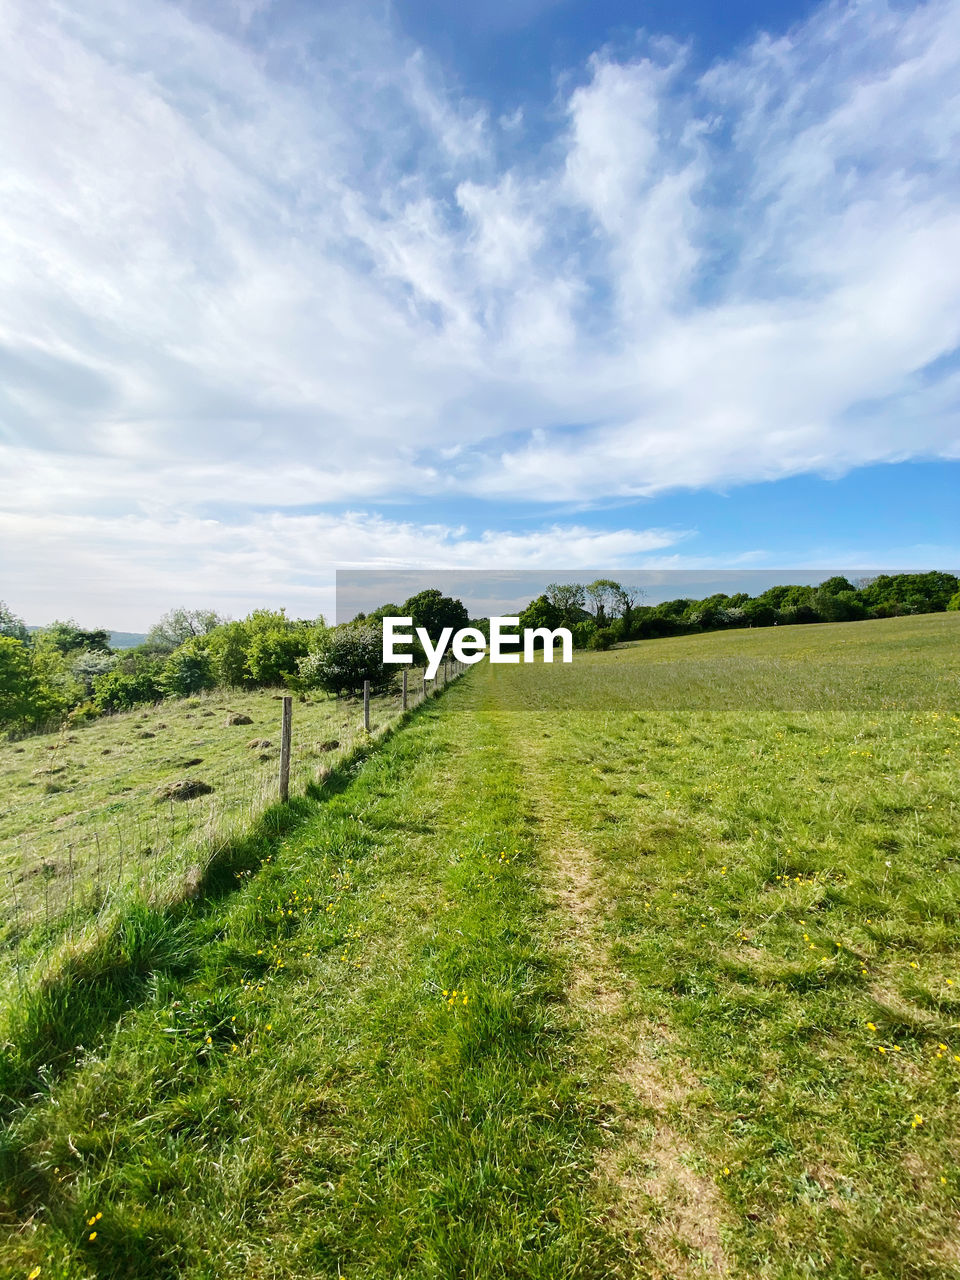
(0, 677), (430, 1002)
(0, 614), (957, 1278)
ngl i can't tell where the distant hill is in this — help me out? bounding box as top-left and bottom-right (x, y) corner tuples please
(109, 631), (147, 650)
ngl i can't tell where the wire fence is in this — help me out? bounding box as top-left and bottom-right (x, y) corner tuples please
(0, 660), (467, 995)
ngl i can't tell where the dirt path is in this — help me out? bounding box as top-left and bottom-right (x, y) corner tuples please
(509, 721), (730, 1279)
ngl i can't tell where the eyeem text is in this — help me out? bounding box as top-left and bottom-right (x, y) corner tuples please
(382, 617), (573, 680)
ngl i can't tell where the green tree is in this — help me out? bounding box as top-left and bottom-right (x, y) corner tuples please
(518, 595), (566, 652)
(814, 589), (867, 622)
(0, 601), (29, 643)
(0, 636), (35, 728)
(206, 620), (251, 687)
(146, 608), (228, 653)
(41, 620), (112, 654)
(400, 590), (470, 644)
(0, 637), (77, 730)
(244, 628), (311, 687)
(545, 582), (586, 624)
(584, 579), (622, 626)
(947, 590), (960, 612)
(71, 649), (117, 697)
(818, 576), (857, 596)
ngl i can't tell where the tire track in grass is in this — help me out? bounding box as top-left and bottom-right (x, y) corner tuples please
(502, 712), (730, 1279)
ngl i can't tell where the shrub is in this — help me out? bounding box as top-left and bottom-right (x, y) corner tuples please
(587, 627), (616, 651)
(206, 621), (250, 687)
(948, 591), (960, 612)
(570, 619), (597, 649)
(161, 641), (216, 698)
(92, 662), (165, 713)
(71, 648), (117, 696)
(245, 628), (311, 687)
(299, 626), (394, 697)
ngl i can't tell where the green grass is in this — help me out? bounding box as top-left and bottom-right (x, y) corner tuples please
(1, 614), (958, 1278)
(0, 678), (432, 997)
(0, 691), (625, 1279)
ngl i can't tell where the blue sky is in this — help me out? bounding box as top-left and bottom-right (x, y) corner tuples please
(1, 0), (958, 627)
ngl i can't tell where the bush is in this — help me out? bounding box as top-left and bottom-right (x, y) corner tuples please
(245, 628), (310, 687)
(587, 627), (616, 651)
(92, 662), (165, 713)
(71, 648), (117, 696)
(299, 626), (394, 697)
(570, 619), (597, 649)
(206, 621), (250, 688)
(948, 591), (960, 612)
(161, 641), (216, 698)
(0, 637), (76, 731)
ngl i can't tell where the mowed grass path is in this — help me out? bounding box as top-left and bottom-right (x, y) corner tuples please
(0, 689), (626, 1279)
(2, 614), (958, 1278)
(480, 613), (960, 1278)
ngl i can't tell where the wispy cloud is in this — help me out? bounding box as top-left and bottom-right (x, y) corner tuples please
(1, 0), (958, 619)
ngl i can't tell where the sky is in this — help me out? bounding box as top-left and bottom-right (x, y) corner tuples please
(1, 0), (958, 628)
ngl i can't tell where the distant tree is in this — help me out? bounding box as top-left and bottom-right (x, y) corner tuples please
(146, 608), (228, 653)
(818, 575), (857, 596)
(859, 572), (958, 616)
(545, 582), (587, 624)
(71, 648), (117, 697)
(40, 620), (112, 654)
(400, 590), (469, 644)
(948, 590), (960, 612)
(813, 589), (867, 622)
(655, 598), (695, 619)
(741, 599), (778, 627)
(614, 584), (644, 635)
(585, 579), (622, 626)
(518, 595), (567, 653)
(0, 601), (29, 643)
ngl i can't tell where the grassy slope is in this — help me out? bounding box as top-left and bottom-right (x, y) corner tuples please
(1, 614), (958, 1278)
(0, 683), (410, 987)
(480, 613), (960, 1278)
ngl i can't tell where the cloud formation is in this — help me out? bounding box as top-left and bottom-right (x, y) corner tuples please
(1, 0), (959, 620)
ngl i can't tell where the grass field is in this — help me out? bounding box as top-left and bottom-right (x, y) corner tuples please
(0, 676), (432, 1002)
(1, 614), (958, 1278)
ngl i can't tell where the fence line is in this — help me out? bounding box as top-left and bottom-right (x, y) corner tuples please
(0, 661), (469, 994)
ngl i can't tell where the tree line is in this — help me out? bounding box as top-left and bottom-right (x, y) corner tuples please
(1, 573), (957, 735)
(517, 571), (960, 651)
(0, 588), (467, 735)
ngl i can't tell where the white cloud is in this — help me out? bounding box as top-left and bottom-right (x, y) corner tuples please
(1, 0), (959, 616)
(0, 508), (688, 627)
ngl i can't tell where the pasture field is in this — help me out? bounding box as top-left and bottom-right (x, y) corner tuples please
(1, 614), (958, 1278)
(0, 681), (415, 998)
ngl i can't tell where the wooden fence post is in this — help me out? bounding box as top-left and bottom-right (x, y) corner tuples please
(363, 679), (370, 731)
(402, 668), (408, 711)
(279, 695), (292, 803)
